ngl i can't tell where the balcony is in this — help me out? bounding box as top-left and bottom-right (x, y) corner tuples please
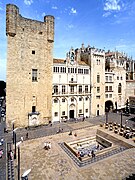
(69, 81), (77, 85)
(28, 111), (40, 116)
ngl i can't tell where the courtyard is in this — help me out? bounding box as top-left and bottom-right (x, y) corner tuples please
(14, 124), (135, 180)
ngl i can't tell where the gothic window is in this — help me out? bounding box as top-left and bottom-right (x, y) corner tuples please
(97, 87), (100, 93)
(109, 94), (112, 98)
(85, 85), (88, 93)
(54, 99), (58, 103)
(118, 83), (122, 93)
(105, 94), (108, 98)
(97, 75), (100, 83)
(62, 98), (65, 102)
(84, 69), (89, 74)
(32, 69), (38, 82)
(109, 76), (112, 82)
(109, 86), (112, 91)
(71, 98), (74, 102)
(70, 86), (74, 94)
(54, 112), (58, 116)
(105, 86), (108, 92)
(62, 111), (65, 115)
(54, 85), (58, 94)
(105, 76), (108, 82)
(62, 85), (66, 94)
(79, 85), (82, 94)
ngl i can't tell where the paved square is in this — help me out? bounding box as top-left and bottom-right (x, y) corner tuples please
(14, 126), (135, 180)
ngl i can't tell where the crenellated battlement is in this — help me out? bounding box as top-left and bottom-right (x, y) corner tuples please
(6, 4), (19, 37)
(6, 4), (55, 42)
(44, 15), (55, 42)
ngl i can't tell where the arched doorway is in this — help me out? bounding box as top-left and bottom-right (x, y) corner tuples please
(105, 100), (113, 112)
(69, 104), (75, 119)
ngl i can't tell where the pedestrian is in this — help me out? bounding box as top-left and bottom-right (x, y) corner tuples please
(26, 132), (28, 139)
(10, 150), (13, 160)
(91, 150), (95, 158)
(21, 136), (24, 142)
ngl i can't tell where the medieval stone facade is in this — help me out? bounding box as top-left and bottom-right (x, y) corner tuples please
(6, 4), (135, 127)
(6, 4), (54, 128)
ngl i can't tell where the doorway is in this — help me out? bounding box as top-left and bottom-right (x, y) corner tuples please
(97, 110), (99, 116)
(69, 110), (74, 118)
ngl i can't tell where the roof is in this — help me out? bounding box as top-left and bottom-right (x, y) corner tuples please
(53, 58), (88, 65)
(53, 58), (65, 63)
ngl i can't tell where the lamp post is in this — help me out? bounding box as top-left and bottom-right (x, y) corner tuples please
(13, 128), (19, 159)
(120, 111), (123, 128)
(16, 141), (22, 180)
(0, 97), (4, 123)
(105, 108), (108, 124)
(12, 120), (15, 144)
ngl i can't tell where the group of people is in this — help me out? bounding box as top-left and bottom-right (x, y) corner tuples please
(44, 142), (51, 150)
(0, 138), (4, 158)
(68, 130), (77, 137)
(57, 127), (63, 133)
(7, 149), (14, 160)
(0, 149), (3, 158)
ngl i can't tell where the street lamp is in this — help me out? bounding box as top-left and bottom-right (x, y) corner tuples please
(0, 97), (4, 123)
(105, 108), (108, 124)
(16, 141), (22, 180)
(12, 120), (16, 144)
(120, 111), (123, 128)
(13, 128), (19, 159)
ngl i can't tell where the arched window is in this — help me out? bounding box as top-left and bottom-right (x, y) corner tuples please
(54, 85), (58, 94)
(54, 98), (58, 103)
(118, 83), (122, 93)
(62, 85), (66, 94)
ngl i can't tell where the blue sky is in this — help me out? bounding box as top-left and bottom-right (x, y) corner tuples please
(0, 0), (135, 81)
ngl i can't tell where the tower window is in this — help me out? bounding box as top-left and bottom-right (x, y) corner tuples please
(118, 83), (122, 93)
(97, 75), (100, 83)
(32, 69), (38, 82)
(32, 50), (35, 54)
(32, 106), (36, 112)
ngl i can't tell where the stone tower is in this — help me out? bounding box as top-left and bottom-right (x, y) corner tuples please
(80, 45), (105, 116)
(6, 4), (55, 128)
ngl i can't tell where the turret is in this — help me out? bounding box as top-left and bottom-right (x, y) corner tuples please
(6, 4), (19, 37)
(44, 15), (55, 42)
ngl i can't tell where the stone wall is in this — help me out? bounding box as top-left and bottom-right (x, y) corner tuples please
(6, 4), (54, 128)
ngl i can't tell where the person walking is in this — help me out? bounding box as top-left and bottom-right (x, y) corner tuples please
(26, 132), (28, 139)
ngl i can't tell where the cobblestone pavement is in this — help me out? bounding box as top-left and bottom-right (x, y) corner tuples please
(0, 112), (135, 179)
